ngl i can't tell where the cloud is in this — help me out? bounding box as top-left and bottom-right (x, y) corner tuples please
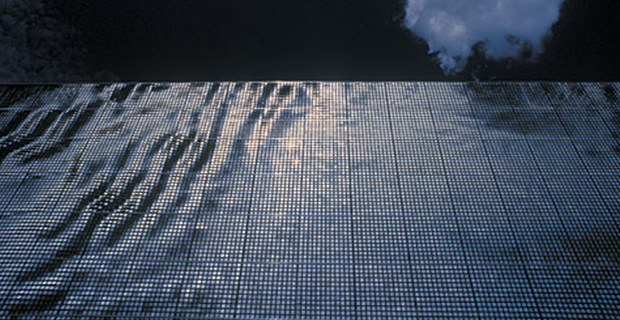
(404, 0), (564, 74)
(0, 0), (115, 83)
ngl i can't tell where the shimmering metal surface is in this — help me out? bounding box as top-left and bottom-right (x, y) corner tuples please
(0, 82), (618, 318)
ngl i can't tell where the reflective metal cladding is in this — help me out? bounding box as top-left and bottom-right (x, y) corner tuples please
(0, 82), (619, 318)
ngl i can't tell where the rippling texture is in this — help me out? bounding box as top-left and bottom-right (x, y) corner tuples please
(0, 82), (619, 318)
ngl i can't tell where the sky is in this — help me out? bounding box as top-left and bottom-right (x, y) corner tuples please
(0, 0), (619, 83)
(404, 0), (565, 74)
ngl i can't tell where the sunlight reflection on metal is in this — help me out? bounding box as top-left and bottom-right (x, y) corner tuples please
(0, 82), (618, 318)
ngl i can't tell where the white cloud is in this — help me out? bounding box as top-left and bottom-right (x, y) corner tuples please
(0, 0), (114, 83)
(404, 0), (564, 74)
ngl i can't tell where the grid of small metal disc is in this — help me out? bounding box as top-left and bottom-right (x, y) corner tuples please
(0, 82), (618, 319)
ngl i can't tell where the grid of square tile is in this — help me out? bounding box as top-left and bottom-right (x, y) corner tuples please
(0, 82), (618, 319)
